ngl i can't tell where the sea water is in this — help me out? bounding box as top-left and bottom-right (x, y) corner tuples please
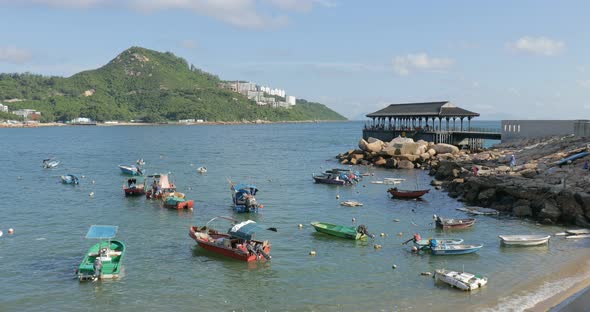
(0, 121), (586, 311)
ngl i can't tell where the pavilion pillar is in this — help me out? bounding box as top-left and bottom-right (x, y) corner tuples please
(453, 117), (456, 131)
(438, 117), (442, 131)
(468, 117), (472, 130)
(460, 117), (464, 131)
(445, 118), (449, 131)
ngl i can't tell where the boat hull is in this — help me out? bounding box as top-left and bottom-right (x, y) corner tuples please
(123, 185), (145, 196)
(233, 205), (258, 213)
(435, 218), (476, 229)
(119, 165), (142, 176)
(387, 188), (429, 199)
(164, 199), (194, 209)
(431, 244), (483, 255)
(313, 176), (347, 185)
(499, 235), (550, 246)
(434, 269), (488, 291)
(311, 222), (364, 240)
(77, 240), (125, 281)
(189, 226), (270, 262)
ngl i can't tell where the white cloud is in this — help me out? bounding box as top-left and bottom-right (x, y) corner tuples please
(577, 80), (590, 89)
(0, 46), (32, 64)
(508, 36), (565, 56)
(265, 0), (335, 11)
(392, 53), (454, 76)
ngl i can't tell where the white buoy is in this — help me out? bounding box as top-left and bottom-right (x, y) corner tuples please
(392, 264), (397, 269)
(8, 228), (14, 235)
(352, 218), (356, 223)
(0, 230), (3, 237)
(92, 180), (96, 184)
(374, 244), (382, 249)
(89, 192), (94, 198)
(336, 195), (340, 199)
(309, 250), (316, 256)
(298, 224), (303, 228)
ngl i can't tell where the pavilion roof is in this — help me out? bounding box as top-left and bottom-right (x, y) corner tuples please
(366, 101), (479, 118)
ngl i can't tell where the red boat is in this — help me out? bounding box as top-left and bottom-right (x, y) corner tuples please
(189, 217), (271, 262)
(434, 215), (476, 229)
(387, 187), (430, 199)
(145, 174), (176, 199)
(162, 192), (194, 209)
(123, 178), (145, 196)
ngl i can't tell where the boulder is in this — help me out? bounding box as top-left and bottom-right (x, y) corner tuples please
(359, 138), (384, 153)
(519, 169), (538, 179)
(349, 158), (358, 165)
(538, 201), (561, 220)
(433, 143), (459, 155)
(434, 161), (462, 180)
(397, 160), (415, 169)
(350, 153), (364, 160)
(477, 188), (496, 203)
(385, 158), (397, 169)
(575, 215), (590, 228)
(523, 163), (538, 170)
(496, 166), (511, 173)
(385, 141), (426, 156)
(395, 154), (419, 162)
(437, 153), (456, 160)
(452, 178), (465, 184)
(419, 153), (430, 162)
(431, 180), (443, 186)
(574, 192), (590, 219)
(473, 152), (491, 161)
(373, 157), (387, 166)
(340, 159), (349, 164)
(427, 148), (437, 156)
(389, 136), (414, 144)
(513, 205), (532, 217)
(556, 191), (584, 223)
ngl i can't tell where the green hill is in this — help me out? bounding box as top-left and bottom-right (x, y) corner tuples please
(0, 47), (347, 122)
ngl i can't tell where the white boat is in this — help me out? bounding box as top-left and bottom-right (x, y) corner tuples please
(42, 158), (60, 168)
(456, 206), (499, 215)
(434, 269), (488, 291)
(498, 235), (550, 246)
(340, 200), (363, 207)
(565, 229), (590, 235)
(370, 178), (404, 185)
(197, 166), (207, 173)
(565, 234), (590, 239)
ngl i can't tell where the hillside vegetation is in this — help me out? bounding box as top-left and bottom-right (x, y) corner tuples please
(0, 47), (346, 122)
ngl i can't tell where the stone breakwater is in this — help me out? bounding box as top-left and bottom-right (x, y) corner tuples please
(339, 135), (590, 227)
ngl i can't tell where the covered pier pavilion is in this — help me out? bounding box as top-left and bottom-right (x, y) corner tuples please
(364, 101), (499, 149)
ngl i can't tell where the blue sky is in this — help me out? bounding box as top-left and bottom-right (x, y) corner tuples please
(0, 0), (589, 120)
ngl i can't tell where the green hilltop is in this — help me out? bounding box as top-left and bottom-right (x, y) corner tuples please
(0, 47), (347, 122)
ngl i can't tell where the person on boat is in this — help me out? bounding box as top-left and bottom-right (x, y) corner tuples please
(136, 167), (143, 175)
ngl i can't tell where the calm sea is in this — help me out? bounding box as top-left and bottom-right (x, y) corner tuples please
(0, 121), (585, 311)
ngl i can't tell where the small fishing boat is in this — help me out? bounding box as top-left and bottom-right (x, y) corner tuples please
(231, 184), (262, 213)
(42, 158), (60, 168)
(310, 222), (372, 240)
(371, 178), (404, 185)
(434, 215), (476, 229)
(162, 192), (194, 209)
(554, 151), (590, 166)
(77, 225), (125, 281)
(123, 178), (145, 196)
(430, 242), (483, 255)
(456, 206), (499, 215)
(189, 217), (271, 262)
(499, 235), (550, 246)
(61, 174), (79, 185)
(197, 166), (207, 173)
(387, 187), (430, 199)
(565, 234), (590, 239)
(118, 164), (143, 176)
(313, 168), (361, 185)
(565, 229), (590, 235)
(403, 233), (463, 249)
(145, 174), (176, 199)
(434, 269), (488, 291)
(340, 200), (363, 207)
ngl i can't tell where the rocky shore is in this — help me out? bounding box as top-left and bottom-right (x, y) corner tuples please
(338, 135), (590, 227)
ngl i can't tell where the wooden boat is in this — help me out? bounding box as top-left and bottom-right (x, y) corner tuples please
(77, 225), (125, 281)
(456, 206), (499, 215)
(189, 217), (271, 262)
(145, 174), (176, 199)
(163, 192), (194, 209)
(434, 215), (476, 229)
(60, 174), (79, 185)
(434, 269), (488, 291)
(499, 235), (550, 246)
(565, 234), (590, 239)
(430, 243), (483, 255)
(231, 184), (261, 213)
(42, 158), (60, 168)
(565, 229), (590, 235)
(310, 222), (371, 240)
(340, 200), (363, 207)
(123, 178), (145, 196)
(118, 164), (143, 176)
(387, 187), (430, 199)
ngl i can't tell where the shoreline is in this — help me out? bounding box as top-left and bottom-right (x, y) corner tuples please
(0, 119), (349, 128)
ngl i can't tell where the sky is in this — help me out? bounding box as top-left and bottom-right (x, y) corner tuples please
(0, 0), (589, 120)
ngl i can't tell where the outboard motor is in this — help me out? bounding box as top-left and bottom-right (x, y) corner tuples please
(245, 196), (258, 211)
(256, 244), (271, 260)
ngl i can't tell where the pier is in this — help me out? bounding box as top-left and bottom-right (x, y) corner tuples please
(363, 101), (501, 149)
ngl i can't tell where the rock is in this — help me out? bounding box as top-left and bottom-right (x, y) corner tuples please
(452, 178), (465, 184)
(576, 215), (590, 228)
(419, 153), (431, 162)
(351, 153), (364, 160)
(473, 152), (491, 161)
(519, 168), (538, 179)
(524, 163), (538, 170)
(496, 166), (511, 172)
(340, 159), (349, 164)
(385, 141), (425, 156)
(395, 154), (419, 162)
(513, 205), (532, 217)
(398, 160), (415, 169)
(373, 157), (387, 166)
(433, 143), (459, 155)
(574, 192), (590, 219)
(556, 191), (584, 223)
(427, 148), (437, 156)
(538, 201), (561, 220)
(477, 188), (496, 204)
(359, 160), (370, 166)
(437, 153), (456, 160)
(434, 161), (462, 180)
(431, 180), (443, 186)
(349, 158), (358, 165)
(385, 158), (397, 169)
(361, 138), (384, 153)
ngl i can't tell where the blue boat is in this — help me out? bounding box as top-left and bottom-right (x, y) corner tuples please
(554, 151), (590, 166)
(430, 240), (483, 255)
(61, 174), (79, 185)
(118, 165), (143, 176)
(231, 184), (261, 213)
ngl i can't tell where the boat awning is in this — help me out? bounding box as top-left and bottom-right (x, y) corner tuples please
(159, 175), (171, 188)
(232, 184), (258, 192)
(228, 220), (261, 240)
(86, 225), (118, 239)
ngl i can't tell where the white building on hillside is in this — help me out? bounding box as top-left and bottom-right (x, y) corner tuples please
(0, 103), (8, 112)
(286, 96), (296, 106)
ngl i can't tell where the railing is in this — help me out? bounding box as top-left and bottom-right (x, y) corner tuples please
(363, 125), (500, 134)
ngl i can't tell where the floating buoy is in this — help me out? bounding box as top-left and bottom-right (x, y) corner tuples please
(336, 195), (340, 199)
(89, 192), (94, 197)
(352, 218), (356, 223)
(92, 180), (96, 184)
(8, 228), (14, 235)
(421, 272), (432, 276)
(411, 246), (418, 252)
(393, 219), (400, 222)
(380, 233), (386, 237)
(0, 230), (3, 237)
(397, 232), (403, 236)
(392, 264), (397, 269)
(374, 244), (382, 249)
(309, 251), (316, 256)
(81, 175), (85, 178)
(298, 224), (303, 228)
(259, 205), (264, 209)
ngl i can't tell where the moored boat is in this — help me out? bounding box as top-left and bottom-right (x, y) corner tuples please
(387, 187), (430, 199)
(313, 168), (360, 185)
(77, 225), (125, 281)
(118, 164), (143, 176)
(123, 178), (145, 196)
(499, 235), (550, 246)
(162, 192), (194, 209)
(145, 174), (176, 199)
(565, 234), (590, 239)
(434, 215), (476, 229)
(61, 174), (79, 185)
(231, 184), (262, 213)
(565, 229), (590, 235)
(456, 206), (499, 215)
(189, 217), (271, 262)
(340, 200), (363, 207)
(310, 222), (372, 240)
(42, 158), (60, 168)
(430, 242), (483, 255)
(434, 269), (488, 291)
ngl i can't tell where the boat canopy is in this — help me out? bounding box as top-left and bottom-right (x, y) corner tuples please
(228, 220), (261, 240)
(233, 184), (258, 192)
(86, 225), (118, 239)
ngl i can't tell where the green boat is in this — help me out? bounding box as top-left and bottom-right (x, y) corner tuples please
(310, 222), (371, 240)
(77, 225), (125, 282)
